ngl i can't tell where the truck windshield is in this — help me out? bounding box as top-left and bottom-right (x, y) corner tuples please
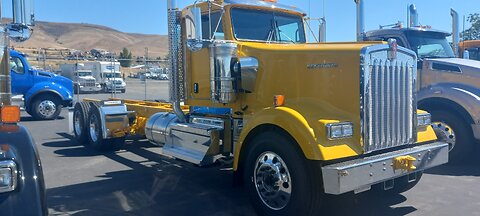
(406, 32), (455, 59)
(104, 73), (121, 78)
(231, 8), (306, 43)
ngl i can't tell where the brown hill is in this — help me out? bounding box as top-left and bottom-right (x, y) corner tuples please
(12, 20), (168, 58)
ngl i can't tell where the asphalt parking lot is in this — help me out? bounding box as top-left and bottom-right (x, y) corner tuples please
(20, 79), (480, 216)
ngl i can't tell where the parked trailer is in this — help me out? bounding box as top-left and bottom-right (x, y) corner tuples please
(72, 1), (449, 215)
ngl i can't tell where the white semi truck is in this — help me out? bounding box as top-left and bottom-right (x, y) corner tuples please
(60, 63), (102, 93)
(83, 61), (126, 93)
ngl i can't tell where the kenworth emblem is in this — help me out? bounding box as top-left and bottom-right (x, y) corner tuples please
(307, 63), (338, 69)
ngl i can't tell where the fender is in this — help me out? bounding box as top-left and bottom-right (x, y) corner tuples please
(0, 125), (47, 215)
(418, 83), (480, 124)
(233, 106), (363, 170)
(25, 82), (73, 108)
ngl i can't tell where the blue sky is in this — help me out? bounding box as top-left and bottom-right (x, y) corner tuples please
(5, 0), (480, 42)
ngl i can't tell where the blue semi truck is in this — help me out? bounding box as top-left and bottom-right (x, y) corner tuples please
(10, 50), (73, 120)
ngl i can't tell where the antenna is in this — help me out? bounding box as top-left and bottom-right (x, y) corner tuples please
(463, 15), (465, 41)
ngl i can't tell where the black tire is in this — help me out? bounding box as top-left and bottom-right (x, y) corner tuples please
(243, 131), (323, 216)
(373, 172), (423, 194)
(73, 102), (90, 145)
(430, 110), (474, 164)
(121, 89), (126, 93)
(73, 85), (79, 94)
(30, 95), (62, 120)
(86, 103), (124, 151)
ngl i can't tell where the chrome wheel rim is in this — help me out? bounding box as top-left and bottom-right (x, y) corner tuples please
(74, 110), (82, 136)
(89, 115), (99, 142)
(432, 122), (456, 151)
(254, 152), (292, 210)
(38, 100), (56, 117)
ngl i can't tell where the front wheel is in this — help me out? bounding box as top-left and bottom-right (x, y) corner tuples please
(430, 110), (474, 164)
(31, 95), (62, 120)
(243, 132), (323, 216)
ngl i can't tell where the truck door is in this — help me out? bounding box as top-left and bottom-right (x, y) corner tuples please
(186, 12), (224, 102)
(10, 55), (33, 94)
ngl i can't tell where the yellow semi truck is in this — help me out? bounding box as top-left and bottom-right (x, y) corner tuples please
(71, 0), (449, 215)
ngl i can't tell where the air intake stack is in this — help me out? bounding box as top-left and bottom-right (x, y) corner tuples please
(408, 4), (419, 28)
(451, 8), (460, 57)
(354, 0), (365, 41)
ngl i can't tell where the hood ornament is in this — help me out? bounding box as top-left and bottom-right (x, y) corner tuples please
(388, 38), (398, 60)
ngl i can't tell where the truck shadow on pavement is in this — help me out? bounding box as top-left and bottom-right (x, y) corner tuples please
(425, 147), (480, 177)
(44, 137), (419, 216)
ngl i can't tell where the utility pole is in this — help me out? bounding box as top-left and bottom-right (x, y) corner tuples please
(111, 53), (116, 98)
(144, 47), (148, 100)
(42, 48), (46, 70)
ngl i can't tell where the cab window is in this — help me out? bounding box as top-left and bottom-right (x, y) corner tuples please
(202, 12), (224, 40)
(467, 48), (480, 61)
(10, 57), (25, 74)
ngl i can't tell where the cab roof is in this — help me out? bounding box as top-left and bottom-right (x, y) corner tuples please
(219, 0), (305, 14)
(366, 27), (450, 39)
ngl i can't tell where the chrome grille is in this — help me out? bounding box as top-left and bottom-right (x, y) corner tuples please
(84, 80), (96, 87)
(362, 49), (416, 153)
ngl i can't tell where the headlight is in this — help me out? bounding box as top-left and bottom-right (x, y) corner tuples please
(0, 161), (17, 193)
(417, 113), (431, 127)
(327, 122), (353, 139)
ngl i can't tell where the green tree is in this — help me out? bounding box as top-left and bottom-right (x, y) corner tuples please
(462, 13), (480, 40)
(119, 47), (132, 67)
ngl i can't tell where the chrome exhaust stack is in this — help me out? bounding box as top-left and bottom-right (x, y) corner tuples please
(1, 0), (35, 106)
(167, 0), (186, 122)
(407, 4), (419, 28)
(319, 17), (327, 42)
(354, 0), (365, 42)
(451, 8), (460, 57)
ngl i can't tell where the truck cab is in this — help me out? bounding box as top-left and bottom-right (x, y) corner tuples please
(83, 61), (126, 93)
(363, 26), (480, 163)
(10, 50), (73, 120)
(459, 40), (480, 61)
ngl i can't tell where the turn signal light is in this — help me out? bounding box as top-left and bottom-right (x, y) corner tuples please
(0, 106), (20, 123)
(274, 95), (285, 107)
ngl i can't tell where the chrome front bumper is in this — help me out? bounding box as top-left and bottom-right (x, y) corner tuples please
(322, 142), (449, 195)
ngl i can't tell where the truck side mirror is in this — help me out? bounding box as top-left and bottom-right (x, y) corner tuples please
(9, 0), (35, 42)
(185, 6), (203, 52)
